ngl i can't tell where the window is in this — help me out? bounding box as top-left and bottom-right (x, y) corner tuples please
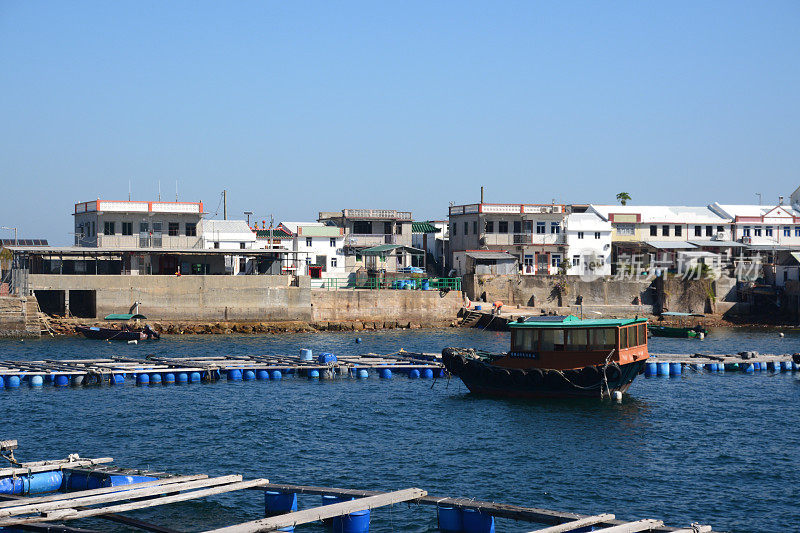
(306, 237), (313, 247)
(213, 242), (220, 249)
(566, 329), (588, 351)
(536, 222), (546, 234)
(185, 223), (196, 236)
(464, 222), (469, 235)
(662, 225), (669, 236)
(331, 257), (337, 268)
(384, 222), (392, 234)
(796, 228), (800, 237)
(650, 225), (657, 236)
(354, 221), (372, 234)
(784, 227), (791, 237)
(513, 329), (537, 352)
(594, 232), (600, 239)
(524, 220), (533, 233)
(540, 329), (564, 351)
(355, 253), (362, 261)
(330, 238), (336, 247)
(104, 221), (115, 235)
(551, 255), (561, 268)
(240, 242), (246, 249)
(152, 222), (162, 234)
(675, 225), (682, 236)
(617, 224), (634, 236)
(122, 222), (133, 236)
(551, 223), (560, 234)
(168, 222), (179, 236)
(513, 221), (521, 234)
(498, 221), (509, 233)
(572, 255), (580, 266)
(473, 221), (477, 234)
(589, 328), (616, 350)
(396, 224), (402, 235)
(754, 227), (762, 237)
(694, 225), (702, 237)
(620, 327), (628, 349)
(705, 225), (713, 237)
(765, 226), (773, 237)
(577, 232), (584, 239)
(452, 224), (457, 236)
(485, 221), (493, 233)
(140, 222), (149, 233)
(743, 226), (751, 237)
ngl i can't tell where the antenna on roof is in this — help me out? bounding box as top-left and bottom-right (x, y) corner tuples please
(755, 192), (762, 205)
(128, 180), (131, 201)
(176, 180), (179, 202)
(158, 180), (161, 201)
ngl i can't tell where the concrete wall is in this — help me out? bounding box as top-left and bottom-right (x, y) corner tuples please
(311, 289), (463, 324)
(463, 274), (655, 308)
(26, 274), (463, 324)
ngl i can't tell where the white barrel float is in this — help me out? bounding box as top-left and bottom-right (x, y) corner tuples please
(300, 348), (313, 362)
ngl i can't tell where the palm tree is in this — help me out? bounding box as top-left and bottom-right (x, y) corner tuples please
(616, 192), (631, 206)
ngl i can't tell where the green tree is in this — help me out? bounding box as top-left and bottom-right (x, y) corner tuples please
(616, 192), (631, 206)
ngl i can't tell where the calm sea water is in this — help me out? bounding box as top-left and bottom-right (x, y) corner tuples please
(1, 328), (799, 533)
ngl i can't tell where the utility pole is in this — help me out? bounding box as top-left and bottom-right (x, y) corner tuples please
(223, 190), (228, 220)
(244, 211), (253, 226)
(756, 193), (762, 205)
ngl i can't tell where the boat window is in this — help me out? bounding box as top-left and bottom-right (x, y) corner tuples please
(513, 329), (537, 352)
(637, 324), (647, 345)
(589, 328), (615, 350)
(540, 329), (564, 351)
(620, 327), (628, 349)
(566, 329), (587, 351)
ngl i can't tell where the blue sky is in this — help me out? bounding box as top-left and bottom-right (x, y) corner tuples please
(1, 1), (799, 243)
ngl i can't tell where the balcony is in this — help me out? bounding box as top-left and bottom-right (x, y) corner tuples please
(346, 234), (398, 247)
(484, 233), (564, 246)
(342, 209), (411, 221)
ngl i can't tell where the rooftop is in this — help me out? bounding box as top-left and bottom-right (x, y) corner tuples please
(509, 315), (648, 328)
(74, 199), (203, 215)
(590, 205), (728, 224)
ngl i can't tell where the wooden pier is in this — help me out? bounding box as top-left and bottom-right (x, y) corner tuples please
(0, 440), (714, 533)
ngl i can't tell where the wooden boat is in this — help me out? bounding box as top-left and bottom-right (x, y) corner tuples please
(76, 325), (160, 341)
(442, 315), (649, 399)
(648, 312), (708, 338)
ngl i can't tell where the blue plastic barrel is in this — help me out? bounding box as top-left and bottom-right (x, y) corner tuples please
(256, 370), (269, 380)
(691, 363), (703, 372)
(438, 505), (463, 533)
(189, 372), (201, 383)
(243, 370), (256, 381)
(474, 305), (482, 311)
(110, 373), (125, 385)
(379, 368), (392, 379)
(309, 369), (320, 379)
(781, 361), (792, 372)
(101, 475), (158, 487)
(164, 373), (176, 384)
(421, 279), (431, 290)
(136, 373), (149, 385)
(7, 375), (20, 388)
(319, 353), (337, 364)
(270, 370), (282, 380)
(29, 375), (44, 387)
(752, 362), (761, 372)
(716, 363), (724, 372)
(227, 369), (243, 381)
(300, 349), (313, 361)
(669, 363), (682, 376)
(0, 376), (4, 388)
(767, 362), (777, 372)
(332, 509), (370, 533)
(742, 363), (754, 373)
(0, 471), (63, 495)
(357, 369), (369, 379)
(704, 363), (716, 372)
(54, 375), (70, 387)
(461, 508), (495, 533)
(657, 362), (669, 376)
(150, 373), (162, 384)
(421, 368), (434, 379)
(265, 490), (298, 516)
(177, 372), (188, 383)
(644, 362), (658, 377)
(409, 369), (420, 379)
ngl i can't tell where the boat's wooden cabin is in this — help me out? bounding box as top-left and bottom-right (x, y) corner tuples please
(500, 315), (649, 370)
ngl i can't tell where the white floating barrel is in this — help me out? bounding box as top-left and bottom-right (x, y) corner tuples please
(300, 348), (313, 361)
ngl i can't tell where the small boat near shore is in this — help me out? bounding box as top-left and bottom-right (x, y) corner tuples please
(76, 325), (160, 341)
(442, 315), (649, 399)
(649, 312), (709, 338)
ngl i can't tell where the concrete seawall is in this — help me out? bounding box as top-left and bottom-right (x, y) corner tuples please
(23, 274), (464, 327)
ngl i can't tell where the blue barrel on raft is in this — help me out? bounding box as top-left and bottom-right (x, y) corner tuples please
(669, 363), (681, 376)
(150, 373), (162, 384)
(136, 373), (149, 385)
(704, 363), (716, 372)
(0, 471), (63, 495)
(69, 473), (158, 491)
(741, 363), (755, 373)
(309, 369), (320, 379)
(243, 370), (256, 381)
(781, 361), (792, 372)
(54, 374), (70, 387)
(177, 372), (188, 383)
(189, 372), (202, 383)
(270, 370), (282, 380)
(164, 373), (176, 384)
(461, 508), (495, 533)
(29, 375), (44, 387)
(644, 362), (658, 377)
(227, 369), (243, 381)
(319, 353), (337, 364)
(111, 373), (125, 385)
(356, 369), (369, 379)
(300, 348), (313, 361)
(437, 505), (463, 533)
(256, 370), (269, 380)
(332, 509), (370, 533)
(421, 368), (434, 379)
(379, 368), (392, 379)
(657, 362), (669, 376)
(265, 491), (298, 532)
(409, 369), (420, 379)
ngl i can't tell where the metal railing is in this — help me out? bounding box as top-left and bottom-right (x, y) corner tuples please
(315, 276), (461, 291)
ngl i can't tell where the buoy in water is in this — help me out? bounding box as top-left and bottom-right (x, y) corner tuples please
(127, 340), (137, 345)
(779, 332), (785, 338)
(357, 369), (369, 379)
(6, 375), (20, 388)
(111, 373), (125, 385)
(355, 337), (362, 343)
(164, 373), (176, 384)
(698, 332), (705, 340)
(308, 369), (320, 379)
(612, 391), (623, 401)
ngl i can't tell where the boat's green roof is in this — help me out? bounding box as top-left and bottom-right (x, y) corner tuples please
(104, 313), (147, 320)
(509, 315), (647, 328)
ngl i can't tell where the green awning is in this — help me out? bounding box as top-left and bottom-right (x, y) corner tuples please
(412, 222), (441, 234)
(361, 244), (425, 255)
(104, 313), (147, 320)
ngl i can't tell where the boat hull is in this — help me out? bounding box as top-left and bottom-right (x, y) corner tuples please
(442, 348), (646, 399)
(76, 326), (158, 341)
(648, 325), (707, 338)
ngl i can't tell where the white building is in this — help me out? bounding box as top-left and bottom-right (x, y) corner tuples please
(411, 221), (449, 273)
(709, 202), (800, 248)
(197, 219), (257, 275)
(564, 212), (612, 277)
(280, 222), (346, 281)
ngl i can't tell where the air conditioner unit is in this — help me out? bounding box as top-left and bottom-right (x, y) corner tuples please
(712, 232), (724, 241)
(741, 236), (752, 244)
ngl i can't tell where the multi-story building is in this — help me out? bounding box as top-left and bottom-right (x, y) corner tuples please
(278, 222), (346, 281)
(448, 202), (567, 275)
(318, 209), (416, 272)
(710, 201), (800, 248)
(73, 199), (203, 249)
(563, 212), (612, 277)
